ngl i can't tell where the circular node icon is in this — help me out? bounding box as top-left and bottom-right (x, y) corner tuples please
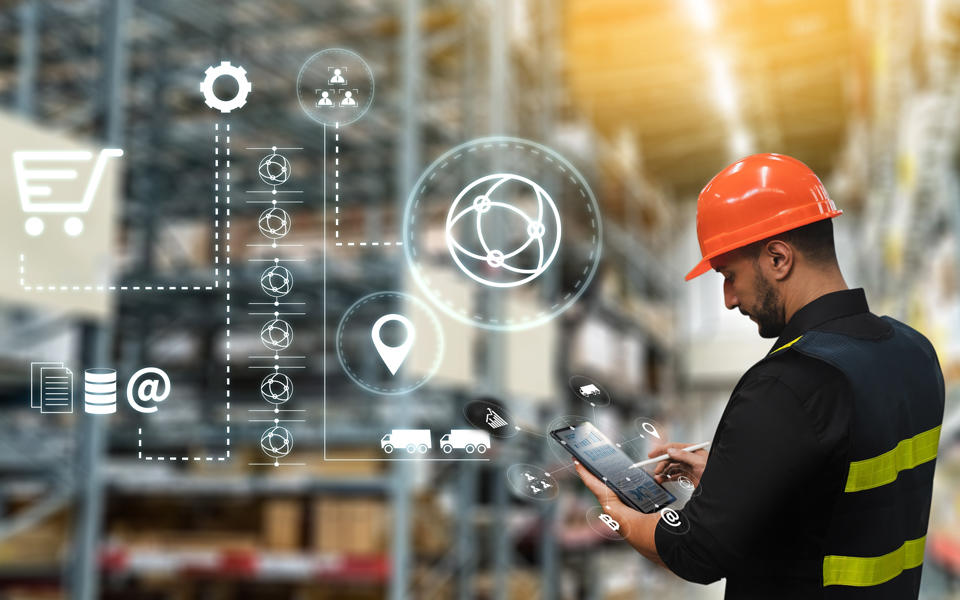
(568, 375), (611, 407)
(506, 463), (559, 501)
(446, 174), (561, 288)
(586, 505), (630, 541)
(260, 425), (293, 458)
(258, 153), (291, 187)
(258, 208), (292, 239)
(260, 372), (293, 405)
(296, 48), (374, 126)
(336, 291), (444, 395)
(659, 464), (703, 506)
(463, 398), (517, 439)
(260, 319), (293, 351)
(404, 137), (603, 331)
(260, 266), (293, 298)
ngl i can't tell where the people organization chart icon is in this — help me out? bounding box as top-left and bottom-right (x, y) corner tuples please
(447, 174), (561, 288)
(296, 48), (374, 126)
(404, 137), (602, 330)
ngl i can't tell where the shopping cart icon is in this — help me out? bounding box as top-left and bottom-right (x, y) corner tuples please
(13, 148), (123, 237)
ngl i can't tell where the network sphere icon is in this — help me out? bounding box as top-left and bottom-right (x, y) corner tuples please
(260, 266), (293, 298)
(258, 153), (291, 186)
(260, 372), (293, 405)
(260, 425), (293, 458)
(258, 207), (291, 239)
(260, 319), (293, 351)
(445, 173), (562, 288)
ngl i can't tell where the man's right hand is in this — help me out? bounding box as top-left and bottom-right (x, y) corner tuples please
(649, 442), (709, 487)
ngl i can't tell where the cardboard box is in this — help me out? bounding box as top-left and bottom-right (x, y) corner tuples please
(311, 497), (388, 554)
(262, 499), (303, 550)
(412, 492), (449, 557)
(0, 518), (66, 565)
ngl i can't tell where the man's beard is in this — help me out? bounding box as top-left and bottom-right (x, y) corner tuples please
(752, 267), (786, 338)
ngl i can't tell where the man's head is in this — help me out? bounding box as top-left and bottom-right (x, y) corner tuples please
(709, 218), (840, 338)
(685, 153), (846, 337)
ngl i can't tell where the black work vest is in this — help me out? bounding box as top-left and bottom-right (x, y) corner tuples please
(771, 316), (945, 598)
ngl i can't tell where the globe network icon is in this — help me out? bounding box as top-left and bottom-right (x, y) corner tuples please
(260, 266), (293, 298)
(260, 425), (293, 458)
(258, 153), (291, 187)
(260, 319), (293, 351)
(445, 173), (561, 288)
(260, 372), (293, 405)
(258, 207), (291, 239)
(403, 137), (603, 330)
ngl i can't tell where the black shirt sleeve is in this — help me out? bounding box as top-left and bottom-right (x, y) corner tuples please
(655, 370), (846, 584)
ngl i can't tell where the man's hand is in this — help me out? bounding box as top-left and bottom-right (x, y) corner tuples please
(573, 461), (665, 567)
(649, 442), (709, 486)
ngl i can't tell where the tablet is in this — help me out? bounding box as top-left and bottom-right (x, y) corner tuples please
(551, 420), (675, 513)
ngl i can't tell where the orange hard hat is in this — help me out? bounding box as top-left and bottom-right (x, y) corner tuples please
(685, 153), (842, 281)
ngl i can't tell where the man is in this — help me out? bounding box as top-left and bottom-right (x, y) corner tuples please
(575, 153), (945, 598)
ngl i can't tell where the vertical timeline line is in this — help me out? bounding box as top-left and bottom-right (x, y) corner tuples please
(225, 122), (232, 458)
(323, 123), (327, 461)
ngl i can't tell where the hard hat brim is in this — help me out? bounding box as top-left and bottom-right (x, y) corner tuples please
(684, 208), (842, 282)
(684, 258), (713, 281)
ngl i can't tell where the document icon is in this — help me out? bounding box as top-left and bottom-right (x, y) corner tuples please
(30, 361), (74, 414)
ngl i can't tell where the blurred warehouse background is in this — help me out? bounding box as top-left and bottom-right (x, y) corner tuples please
(0, 0), (959, 599)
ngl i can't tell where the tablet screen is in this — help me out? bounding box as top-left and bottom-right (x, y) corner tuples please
(552, 421), (675, 512)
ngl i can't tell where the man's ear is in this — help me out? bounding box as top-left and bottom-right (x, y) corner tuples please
(763, 239), (793, 281)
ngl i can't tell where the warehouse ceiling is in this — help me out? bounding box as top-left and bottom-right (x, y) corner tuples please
(564, 0), (857, 196)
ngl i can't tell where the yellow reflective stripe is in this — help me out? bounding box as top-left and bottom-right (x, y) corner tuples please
(844, 425), (941, 492)
(770, 335), (803, 354)
(823, 535), (926, 587)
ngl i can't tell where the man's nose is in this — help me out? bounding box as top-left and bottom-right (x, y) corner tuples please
(723, 280), (738, 310)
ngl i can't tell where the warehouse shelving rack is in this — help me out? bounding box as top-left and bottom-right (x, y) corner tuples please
(0, 2), (687, 600)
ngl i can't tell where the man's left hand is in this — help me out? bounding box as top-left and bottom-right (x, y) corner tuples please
(573, 461), (666, 566)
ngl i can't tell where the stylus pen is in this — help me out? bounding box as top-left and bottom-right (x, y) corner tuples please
(628, 441), (711, 469)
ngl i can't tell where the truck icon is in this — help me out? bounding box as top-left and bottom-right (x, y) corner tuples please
(440, 429), (491, 454)
(381, 429), (431, 454)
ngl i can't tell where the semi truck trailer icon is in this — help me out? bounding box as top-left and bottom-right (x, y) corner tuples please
(440, 429), (491, 454)
(380, 429), (431, 454)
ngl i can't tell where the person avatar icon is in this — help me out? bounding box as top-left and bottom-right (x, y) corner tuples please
(317, 91), (333, 107)
(329, 68), (346, 84)
(340, 90), (357, 107)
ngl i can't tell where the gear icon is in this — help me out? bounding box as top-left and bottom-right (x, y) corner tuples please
(200, 61), (252, 113)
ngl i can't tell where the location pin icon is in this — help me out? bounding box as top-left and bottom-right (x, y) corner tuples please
(642, 422), (661, 439)
(371, 314), (416, 375)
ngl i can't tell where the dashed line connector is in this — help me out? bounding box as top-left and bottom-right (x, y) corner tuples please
(201, 61), (252, 113)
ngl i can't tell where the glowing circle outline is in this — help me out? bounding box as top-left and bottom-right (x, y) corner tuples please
(296, 48), (375, 127)
(335, 291), (444, 396)
(403, 136), (603, 331)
